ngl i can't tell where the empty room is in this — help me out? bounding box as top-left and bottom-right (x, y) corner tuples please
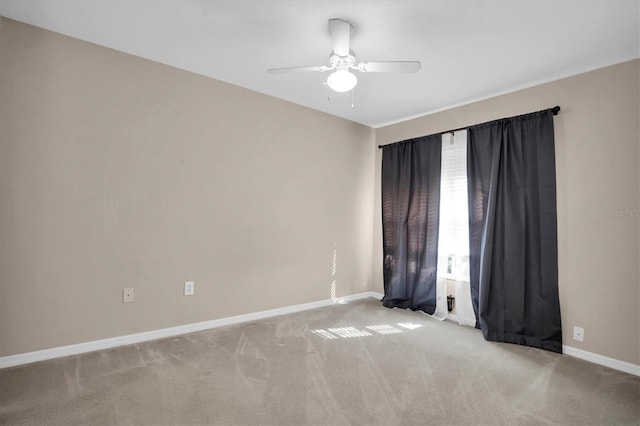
(0, 1), (638, 425)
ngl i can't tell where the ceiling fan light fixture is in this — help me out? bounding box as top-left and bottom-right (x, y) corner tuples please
(327, 69), (357, 92)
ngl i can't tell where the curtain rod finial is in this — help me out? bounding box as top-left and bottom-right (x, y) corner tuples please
(552, 106), (560, 115)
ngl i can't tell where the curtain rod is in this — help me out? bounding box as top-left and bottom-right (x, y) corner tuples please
(377, 105), (560, 149)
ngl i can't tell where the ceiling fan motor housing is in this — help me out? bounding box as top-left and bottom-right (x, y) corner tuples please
(329, 50), (356, 71)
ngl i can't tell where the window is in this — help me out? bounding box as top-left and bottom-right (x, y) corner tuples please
(437, 131), (470, 283)
(435, 130), (475, 326)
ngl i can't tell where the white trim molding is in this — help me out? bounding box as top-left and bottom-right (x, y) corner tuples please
(563, 345), (640, 376)
(3, 291), (637, 378)
(0, 291), (383, 370)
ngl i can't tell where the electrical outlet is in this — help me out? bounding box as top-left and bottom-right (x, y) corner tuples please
(573, 326), (584, 342)
(123, 287), (134, 303)
(184, 281), (195, 296)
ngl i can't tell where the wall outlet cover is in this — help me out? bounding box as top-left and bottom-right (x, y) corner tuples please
(123, 288), (134, 303)
(573, 326), (584, 342)
(184, 281), (195, 296)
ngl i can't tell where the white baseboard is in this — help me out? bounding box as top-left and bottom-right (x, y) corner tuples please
(4, 292), (636, 378)
(341, 291), (383, 302)
(0, 291), (382, 370)
(563, 345), (640, 376)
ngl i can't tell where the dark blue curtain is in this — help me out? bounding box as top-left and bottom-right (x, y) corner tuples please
(381, 135), (441, 314)
(467, 109), (562, 353)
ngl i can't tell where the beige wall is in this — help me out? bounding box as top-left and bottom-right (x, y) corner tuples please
(0, 18), (375, 356)
(375, 60), (640, 365)
(2, 16), (638, 367)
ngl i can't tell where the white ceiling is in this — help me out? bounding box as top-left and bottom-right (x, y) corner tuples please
(1, 0), (638, 128)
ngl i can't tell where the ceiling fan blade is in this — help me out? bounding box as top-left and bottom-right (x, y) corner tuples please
(267, 65), (329, 74)
(329, 18), (351, 56)
(358, 61), (422, 73)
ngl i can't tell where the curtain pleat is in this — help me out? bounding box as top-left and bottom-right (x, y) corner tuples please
(381, 135), (442, 314)
(467, 109), (562, 353)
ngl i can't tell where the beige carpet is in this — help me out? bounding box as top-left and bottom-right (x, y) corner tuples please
(1, 297), (638, 425)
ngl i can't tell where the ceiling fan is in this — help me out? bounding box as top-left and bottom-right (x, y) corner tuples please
(267, 18), (421, 93)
